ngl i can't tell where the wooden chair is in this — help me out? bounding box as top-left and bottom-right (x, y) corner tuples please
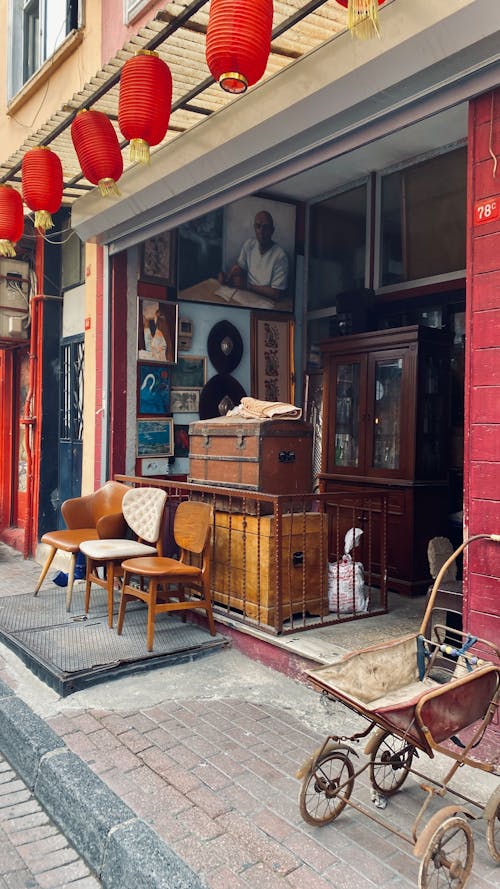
(117, 500), (215, 651)
(34, 480), (129, 612)
(80, 486), (168, 628)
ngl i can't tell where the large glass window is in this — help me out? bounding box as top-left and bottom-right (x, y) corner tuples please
(9, 0), (80, 98)
(379, 147), (466, 287)
(307, 184), (367, 313)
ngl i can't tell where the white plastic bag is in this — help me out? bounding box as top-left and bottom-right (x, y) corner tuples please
(328, 527), (368, 614)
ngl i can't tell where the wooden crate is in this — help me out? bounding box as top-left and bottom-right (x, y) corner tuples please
(212, 511), (328, 625)
(189, 415), (313, 495)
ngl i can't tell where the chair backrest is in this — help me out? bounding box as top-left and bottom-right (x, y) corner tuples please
(92, 481), (129, 524)
(122, 487), (168, 545)
(174, 501), (212, 555)
(427, 536), (457, 582)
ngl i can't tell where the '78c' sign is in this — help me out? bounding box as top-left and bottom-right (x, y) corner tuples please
(474, 198), (499, 225)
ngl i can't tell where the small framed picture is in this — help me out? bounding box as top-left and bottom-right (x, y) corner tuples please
(138, 297), (178, 364)
(137, 363), (171, 416)
(251, 312), (295, 403)
(170, 389), (200, 413)
(140, 230), (176, 286)
(174, 424), (190, 458)
(171, 355), (206, 389)
(137, 417), (174, 457)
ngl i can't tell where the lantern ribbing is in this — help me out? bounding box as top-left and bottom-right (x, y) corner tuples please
(118, 51), (172, 164)
(22, 147), (63, 232)
(206, 0), (273, 94)
(71, 110), (123, 197)
(0, 186), (24, 257)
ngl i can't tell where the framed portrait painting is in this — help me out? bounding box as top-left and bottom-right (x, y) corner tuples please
(138, 297), (178, 364)
(251, 312), (295, 403)
(140, 230), (176, 286)
(174, 424), (190, 458)
(136, 417), (174, 457)
(137, 363), (171, 416)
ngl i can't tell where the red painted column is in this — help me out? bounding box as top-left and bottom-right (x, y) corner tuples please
(465, 89), (500, 647)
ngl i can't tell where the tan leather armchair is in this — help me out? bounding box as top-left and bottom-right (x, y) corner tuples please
(34, 480), (129, 612)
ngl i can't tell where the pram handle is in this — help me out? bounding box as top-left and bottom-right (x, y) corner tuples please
(420, 533), (500, 638)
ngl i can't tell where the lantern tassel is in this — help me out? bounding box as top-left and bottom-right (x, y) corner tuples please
(347, 0), (380, 39)
(129, 138), (151, 165)
(34, 210), (54, 232)
(0, 240), (16, 258)
(98, 178), (121, 198)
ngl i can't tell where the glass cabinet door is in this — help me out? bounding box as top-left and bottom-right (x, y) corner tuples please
(370, 356), (403, 471)
(333, 361), (361, 468)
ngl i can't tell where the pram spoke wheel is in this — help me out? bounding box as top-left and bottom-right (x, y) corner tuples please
(299, 750), (354, 826)
(418, 816), (473, 889)
(369, 731), (415, 796)
(485, 787), (500, 863)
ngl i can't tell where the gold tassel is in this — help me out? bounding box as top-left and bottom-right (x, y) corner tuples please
(98, 178), (121, 198)
(34, 210), (54, 232)
(129, 138), (151, 165)
(0, 240), (16, 257)
(348, 0), (380, 40)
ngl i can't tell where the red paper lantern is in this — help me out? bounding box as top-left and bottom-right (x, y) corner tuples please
(0, 185), (24, 257)
(71, 110), (123, 197)
(118, 50), (172, 164)
(22, 147), (63, 232)
(206, 0), (273, 94)
(335, 0), (385, 39)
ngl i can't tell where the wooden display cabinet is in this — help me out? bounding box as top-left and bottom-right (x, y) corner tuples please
(319, 325), (450, 596)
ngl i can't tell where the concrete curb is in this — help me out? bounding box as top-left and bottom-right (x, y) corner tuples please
(0, 679), (204, 889)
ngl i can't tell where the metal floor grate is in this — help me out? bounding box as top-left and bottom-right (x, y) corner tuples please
(0, 585), (227, 696)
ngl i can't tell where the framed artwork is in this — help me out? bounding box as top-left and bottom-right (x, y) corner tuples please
(171, 355), (206, 389)
(251, 312), (295, 403)
(137, 363), (171, 416)
(137, 417), (174, 457)
(170, 388), (200, 413)
(177, 195), (296, 313)
(138, 298), (178, 364)
(174, 424), (190, 458)
(140, 230), (176, 285)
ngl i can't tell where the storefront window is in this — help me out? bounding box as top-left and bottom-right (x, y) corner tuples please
(379, 146), (466, 287)
(307, 184), (367, 313)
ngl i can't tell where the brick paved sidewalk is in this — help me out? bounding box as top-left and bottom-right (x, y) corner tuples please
(0, 754), (100, 889)
(0, 543), (498, 889)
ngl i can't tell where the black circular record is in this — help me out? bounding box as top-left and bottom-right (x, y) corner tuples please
(198, 374), (246, 420)
(207, 320), (243, 374)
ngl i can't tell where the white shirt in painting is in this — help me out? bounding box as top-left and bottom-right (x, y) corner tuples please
(237, 239), (289, 291)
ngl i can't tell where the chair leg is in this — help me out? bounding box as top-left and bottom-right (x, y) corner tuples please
(66, 553), (77, 612)
(147, 580), (158, 652)
(34, 547), (57, 596)
(202, 578), (216, 636)
(116, 575), (130, 636)
(84, 559), (93, 614)
(106, 561), (116, 629)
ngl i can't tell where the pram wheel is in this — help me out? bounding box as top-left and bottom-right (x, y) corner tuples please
(298, 748), (355, 826)
(418, 815), (473, 889)
(485, 787), (500, 863)
(369, 731), (415, 796)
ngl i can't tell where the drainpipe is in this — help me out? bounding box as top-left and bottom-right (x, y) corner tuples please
(20, 230), (44, 559)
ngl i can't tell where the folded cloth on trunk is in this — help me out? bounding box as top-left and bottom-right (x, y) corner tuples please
(229, 397), (302, 420)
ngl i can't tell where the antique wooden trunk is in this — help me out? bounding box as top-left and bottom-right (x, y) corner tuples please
(188, 416), (313, 494)
(211, 510), (328, 626)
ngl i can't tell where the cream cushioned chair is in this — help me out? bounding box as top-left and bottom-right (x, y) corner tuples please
(117, 500), (215, 651)
(80, 486), (167, 628)
(34, 480), (129, 612)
